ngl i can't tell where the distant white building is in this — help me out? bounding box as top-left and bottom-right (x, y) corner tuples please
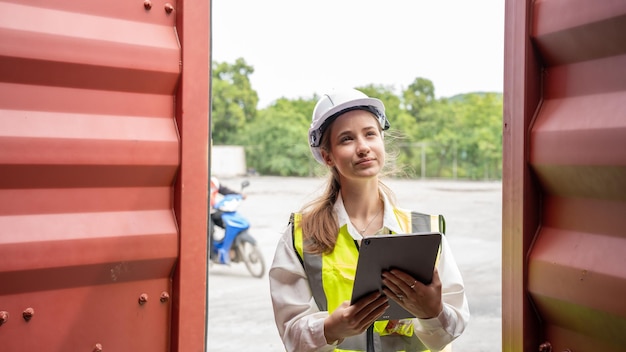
(211, 145), (247, 177)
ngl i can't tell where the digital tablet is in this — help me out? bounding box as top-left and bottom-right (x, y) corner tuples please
(350, 232), (442, 320)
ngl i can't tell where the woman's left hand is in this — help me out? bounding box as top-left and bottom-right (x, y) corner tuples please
(381, 268), (443, 319)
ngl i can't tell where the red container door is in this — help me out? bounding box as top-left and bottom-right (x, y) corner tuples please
(503, 1), (626, 351)
(0, 1), (209, 350)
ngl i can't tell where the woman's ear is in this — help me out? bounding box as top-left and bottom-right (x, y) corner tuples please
(321, 150), (334, 166)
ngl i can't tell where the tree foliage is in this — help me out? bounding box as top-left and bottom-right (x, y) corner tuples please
(403, 77), (435, 124)
(236, 97), (318, 176)
(211, 58), (259, 144)
(211, 58), (503, 180)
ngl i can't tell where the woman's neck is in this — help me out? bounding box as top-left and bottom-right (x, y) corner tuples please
(341, 179), (384, 235)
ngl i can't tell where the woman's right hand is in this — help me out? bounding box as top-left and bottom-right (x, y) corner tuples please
(323, 292), (389, 344)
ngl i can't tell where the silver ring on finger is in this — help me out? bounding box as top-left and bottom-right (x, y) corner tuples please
(397, 294), (404, 301)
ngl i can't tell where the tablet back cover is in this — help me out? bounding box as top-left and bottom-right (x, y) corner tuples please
(350, 232), (442, 320)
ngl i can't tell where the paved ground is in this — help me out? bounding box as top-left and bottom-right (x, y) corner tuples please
(207, 176), (502, 351)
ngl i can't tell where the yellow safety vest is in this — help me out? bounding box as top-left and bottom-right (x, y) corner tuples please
(291, 209), (445, 352)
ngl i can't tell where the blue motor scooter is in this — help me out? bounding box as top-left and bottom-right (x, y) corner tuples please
(209, 180), (265, 278)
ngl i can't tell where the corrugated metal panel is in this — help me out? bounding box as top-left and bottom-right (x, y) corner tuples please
(0, 0), (209, 350)
(504, 0), (626, 351)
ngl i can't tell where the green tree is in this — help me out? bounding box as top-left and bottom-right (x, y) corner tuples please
(391, 79), (439, 177)
(416, 98), (459, 177)
(237, 97), (318, 176)
(211, 58), (259, 144)
(403, 77), (436, 124)
(452, 93), (503, 179)
(416, 93), (503, 179)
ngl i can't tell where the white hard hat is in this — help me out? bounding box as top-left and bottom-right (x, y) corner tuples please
(309, 88), (389, 164)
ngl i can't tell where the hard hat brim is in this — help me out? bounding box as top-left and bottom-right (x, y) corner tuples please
(311, 97), (385, 132)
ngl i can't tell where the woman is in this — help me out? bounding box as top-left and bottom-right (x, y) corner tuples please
(269, 88), (469, 352)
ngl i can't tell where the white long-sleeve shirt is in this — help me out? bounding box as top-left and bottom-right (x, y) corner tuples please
(269, 193), (470, 352)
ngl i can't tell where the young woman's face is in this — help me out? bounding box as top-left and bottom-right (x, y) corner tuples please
(322, 109), (385, 180)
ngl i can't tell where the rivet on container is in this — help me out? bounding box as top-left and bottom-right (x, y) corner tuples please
(143, 0), (152, 10)
(0, 311), (9, 326)
(93, 343), (103, 352)
(164, 3), (174, 14)
(22, 308), (34, 322)
(138, 293), (149, 305)
(538, 342), (552, 352)
(160, 291), (170, 303)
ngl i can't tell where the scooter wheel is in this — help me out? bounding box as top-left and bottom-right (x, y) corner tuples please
(236, 240), (265, 278)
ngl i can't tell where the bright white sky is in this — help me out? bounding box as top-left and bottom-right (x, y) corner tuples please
(211, 0), (505, 108)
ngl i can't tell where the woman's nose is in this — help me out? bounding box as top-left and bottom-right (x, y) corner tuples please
(356, 137), (370, 154)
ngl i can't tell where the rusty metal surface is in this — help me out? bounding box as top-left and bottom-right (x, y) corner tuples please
(504, 0), (626, 351)
(0, 0), (209, 350)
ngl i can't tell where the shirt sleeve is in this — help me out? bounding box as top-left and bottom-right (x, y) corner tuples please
(412, 234), (470, 351)
(268, 224), (336, 352)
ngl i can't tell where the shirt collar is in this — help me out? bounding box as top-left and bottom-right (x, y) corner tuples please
(334, 191), (405, 241)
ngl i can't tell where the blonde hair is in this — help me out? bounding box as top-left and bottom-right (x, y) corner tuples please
(299, 111), (398, 254)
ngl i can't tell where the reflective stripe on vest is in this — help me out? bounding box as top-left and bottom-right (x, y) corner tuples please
(291, 209), (445, 352)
